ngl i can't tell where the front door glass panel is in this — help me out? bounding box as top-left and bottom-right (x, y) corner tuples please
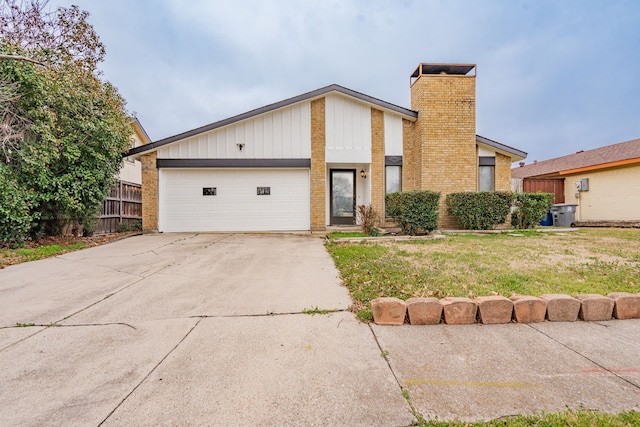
(330, 170), (355, 225)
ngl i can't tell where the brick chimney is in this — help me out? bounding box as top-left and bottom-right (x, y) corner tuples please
(409, 63), (477, 228)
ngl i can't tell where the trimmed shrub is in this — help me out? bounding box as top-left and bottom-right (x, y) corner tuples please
(446, 192), (512, 230)
(511, 192), (555, 229)
(385, 191), (440, 235)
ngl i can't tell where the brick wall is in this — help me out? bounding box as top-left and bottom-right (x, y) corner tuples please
(141, 151), (158, 233)
(410, 74), (477, 229)
(402, 118), (418, 191)
(370, 108), (385, 222)
(310, 98), (327, 231)
(495, 152), (512, 192)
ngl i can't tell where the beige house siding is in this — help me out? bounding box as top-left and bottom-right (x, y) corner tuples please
(563, 164), (640, 221)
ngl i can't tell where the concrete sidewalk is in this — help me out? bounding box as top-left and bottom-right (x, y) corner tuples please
(0, 233), (638, 425)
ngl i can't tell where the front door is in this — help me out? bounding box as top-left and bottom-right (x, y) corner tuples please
(330, 169), (356, 225)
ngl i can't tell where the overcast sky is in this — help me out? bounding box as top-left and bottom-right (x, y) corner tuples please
(48, 0), (640, 164)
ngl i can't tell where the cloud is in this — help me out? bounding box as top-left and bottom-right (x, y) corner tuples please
(45, 0), (640, 161)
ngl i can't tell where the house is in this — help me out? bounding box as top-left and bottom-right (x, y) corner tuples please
(127, 63), (527, 233)
(511, 137), (640, 225)
(118, 118), (151, 185)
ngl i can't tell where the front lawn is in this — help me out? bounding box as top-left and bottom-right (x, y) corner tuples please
(415, 409), (640, 426)
(326, 228), (640, 320)
(0, 233), (135, 269)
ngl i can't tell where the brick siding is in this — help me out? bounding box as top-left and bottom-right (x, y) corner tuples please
(310, 98), (327, 231)
(370, 108), (385, 222)
(141, 151), (158, 233)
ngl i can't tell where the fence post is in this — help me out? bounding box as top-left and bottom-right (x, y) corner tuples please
(119, 179), (123, 227)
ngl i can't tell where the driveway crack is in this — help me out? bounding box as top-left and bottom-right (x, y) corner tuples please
(367, 324), (424, 425)
(98, 317), (203, 426)
(527, 323), (640, 391)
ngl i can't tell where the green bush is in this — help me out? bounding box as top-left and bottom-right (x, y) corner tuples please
(511, 192), (555, 229)
(385, 191), (440, 235)
(446, 192), (512, 230)
(0, 164), (37, 247)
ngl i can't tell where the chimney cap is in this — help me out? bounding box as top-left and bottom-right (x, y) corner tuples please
(411, 63), (476, 78)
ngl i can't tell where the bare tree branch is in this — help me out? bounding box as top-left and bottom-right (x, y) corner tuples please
(0, 53), (46, 66)
(0, 78), (30, 163)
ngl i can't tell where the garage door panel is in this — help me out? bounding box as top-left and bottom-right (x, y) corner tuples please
(160, 169), (310, 232)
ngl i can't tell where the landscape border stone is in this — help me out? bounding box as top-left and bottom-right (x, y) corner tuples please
(576, 294), (614, 321)
(510, 295), (547, 323)
(371, 292), (640, 327)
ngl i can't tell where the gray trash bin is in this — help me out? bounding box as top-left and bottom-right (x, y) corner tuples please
(550, 203), (578, 227)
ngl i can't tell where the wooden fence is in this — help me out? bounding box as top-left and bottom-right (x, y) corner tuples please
(95, 180), (142, 234)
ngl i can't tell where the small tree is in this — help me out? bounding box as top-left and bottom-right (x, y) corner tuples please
(511, 192), (555, 229)
(0, 1), (131, 240)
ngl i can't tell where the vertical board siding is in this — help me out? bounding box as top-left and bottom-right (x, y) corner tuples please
(384, 113), (403, 156)
(157, 102), (311, 159)
(325, 94), (372, 163)
(523, 178), (565, 204)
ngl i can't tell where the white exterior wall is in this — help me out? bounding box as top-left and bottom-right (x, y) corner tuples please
(325, 94), (372, 163)
(384, 113), (403, 156)
(478, 146), (495, 157)
(563, 165), (640, 221)
(118, 159), (142, 184)
(157, 102), (311, 159)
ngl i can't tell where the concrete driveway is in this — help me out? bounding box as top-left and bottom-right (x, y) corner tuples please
(0, 233), (412, 426)
(1, 233), (639, 426)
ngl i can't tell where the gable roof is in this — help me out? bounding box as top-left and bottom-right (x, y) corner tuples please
(127, 83), (527, 161)
(128, 84), (418, 157)
(512, 137), (640, 179)
(476, 135), (527, 161)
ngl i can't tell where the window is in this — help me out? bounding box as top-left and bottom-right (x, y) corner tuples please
(385, 166), (402, 194)
(478, 156), (495, 191)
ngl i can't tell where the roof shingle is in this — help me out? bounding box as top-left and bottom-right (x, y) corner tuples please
(511, 137), (640, 179)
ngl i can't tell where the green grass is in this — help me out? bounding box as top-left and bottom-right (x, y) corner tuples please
(0, 242), (88, 268)
(327, 231), (369, 239)
(414, 410), (640, 426)
(302, 306), (334, 315)
(326, 228), (640, 317)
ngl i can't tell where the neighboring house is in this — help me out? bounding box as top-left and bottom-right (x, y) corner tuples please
(511, 137), (640, 224)
(95, 118), (150, 234)
(118, 118), (151, 185)
(128, 63), (527, 233)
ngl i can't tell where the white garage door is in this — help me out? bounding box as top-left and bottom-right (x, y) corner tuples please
(159, 169), (310, 232)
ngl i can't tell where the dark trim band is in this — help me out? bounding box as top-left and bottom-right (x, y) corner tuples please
(156, 158), (311, 168)
(479, 156), (496, 166)
(385, 155), (403, 166)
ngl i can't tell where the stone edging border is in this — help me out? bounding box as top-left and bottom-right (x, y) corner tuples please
(371, 293), (640, 326)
